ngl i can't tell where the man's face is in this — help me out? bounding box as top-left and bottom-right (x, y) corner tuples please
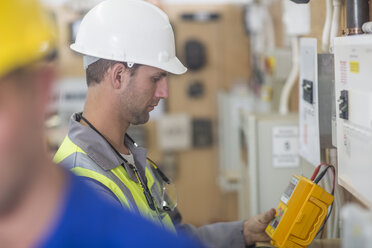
(0, 67), (53, 213)
(120, 65), (168, 125)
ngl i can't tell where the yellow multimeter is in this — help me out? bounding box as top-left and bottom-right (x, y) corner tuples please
(265, 175), (334, 248)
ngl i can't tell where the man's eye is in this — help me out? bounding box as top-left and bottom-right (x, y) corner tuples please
(152, 77), (161, 83)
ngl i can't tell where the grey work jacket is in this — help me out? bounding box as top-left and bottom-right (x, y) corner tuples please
(59, 113), (247, 248)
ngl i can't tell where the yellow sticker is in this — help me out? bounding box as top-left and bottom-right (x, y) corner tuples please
(350, 61), (359, 73)
(268, 56), (276, 73)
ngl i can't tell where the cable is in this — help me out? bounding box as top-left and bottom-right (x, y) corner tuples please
(311, 163), (336, 194)
(314, 165), (336, 194)
(316, 201), (334, 237)
(279, 36), (299, 115)
(311, 163), (336, 237)
(310, 162), (330, 181)
(329, 0), (342, 53)
(321, 0), (332, 52)
(314, 166), (333, 183)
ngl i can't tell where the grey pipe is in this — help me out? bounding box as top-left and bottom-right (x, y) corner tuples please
(346, 0), (369, 35)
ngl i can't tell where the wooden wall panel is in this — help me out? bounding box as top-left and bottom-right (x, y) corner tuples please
(53, 6), (85, 77)
(154, 4), (252, 226)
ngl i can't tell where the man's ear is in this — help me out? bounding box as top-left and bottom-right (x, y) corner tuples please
(109, 63), (129, 89)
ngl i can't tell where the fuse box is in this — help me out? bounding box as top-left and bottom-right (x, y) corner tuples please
(266, 175), (334, 248)
(240, 113), (302, 218)
(334, 35), (372, 206)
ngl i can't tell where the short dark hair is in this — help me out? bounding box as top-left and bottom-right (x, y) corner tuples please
(86, 59), (140, 86)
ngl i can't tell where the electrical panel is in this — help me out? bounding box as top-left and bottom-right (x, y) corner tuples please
(192, 118), (212, 148)
(156, 114), (192, 151)
(299, 38), (334, 166)
(263, 48), (292, 111)
(240, 113), (303, 217)
(334, 35), (372, 206)
(218, 92), (257, 192)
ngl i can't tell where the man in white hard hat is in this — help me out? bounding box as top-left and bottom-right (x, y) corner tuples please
(54, 0), (275, 247)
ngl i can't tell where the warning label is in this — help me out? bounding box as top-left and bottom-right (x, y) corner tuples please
(272, 126), (299, 168)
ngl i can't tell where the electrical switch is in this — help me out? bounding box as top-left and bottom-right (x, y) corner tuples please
(338, 90), (348, 120)
(302, 79), (313, 104)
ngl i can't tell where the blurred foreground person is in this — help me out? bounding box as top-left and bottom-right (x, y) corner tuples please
(54, 0), (275, 247)
(0, 1), (200, 247)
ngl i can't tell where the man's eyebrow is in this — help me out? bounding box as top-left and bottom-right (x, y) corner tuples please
(153, 71), (168, 78)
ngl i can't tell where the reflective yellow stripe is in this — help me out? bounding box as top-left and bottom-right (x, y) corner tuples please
(55, 136), (175, 231)
(53, 136), (86, 164)
(111, 166), (150, 214)
(71, 167), (130, 209)
(111, 166), (176, 232)
(146, 167), (155, 188)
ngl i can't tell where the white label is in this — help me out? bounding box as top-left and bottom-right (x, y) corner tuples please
(272, 126), (300, 168)
(280, 176), (299, 204)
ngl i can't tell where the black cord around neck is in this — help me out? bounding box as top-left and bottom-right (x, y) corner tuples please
(77, 112), (157, 211)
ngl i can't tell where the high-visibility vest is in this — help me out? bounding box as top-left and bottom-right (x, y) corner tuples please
(54, 135), (176, 232)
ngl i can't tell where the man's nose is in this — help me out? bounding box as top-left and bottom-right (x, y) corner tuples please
(155, 78), (169, 99)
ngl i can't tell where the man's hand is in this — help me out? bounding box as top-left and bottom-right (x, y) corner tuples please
(243, 208), (276, 246)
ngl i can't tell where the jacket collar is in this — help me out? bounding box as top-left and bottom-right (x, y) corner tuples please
(67, 113), (148, 181)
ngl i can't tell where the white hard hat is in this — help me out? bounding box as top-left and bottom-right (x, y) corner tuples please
(71, 0), (187, 75)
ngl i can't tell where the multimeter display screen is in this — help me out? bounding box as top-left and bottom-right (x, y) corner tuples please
(284, 182), (296, 199)
(281, 177), (299, 205)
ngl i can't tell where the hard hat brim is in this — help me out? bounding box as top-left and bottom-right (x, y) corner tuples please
(71, 43), (187, 75)
(157, 57), (187, 75)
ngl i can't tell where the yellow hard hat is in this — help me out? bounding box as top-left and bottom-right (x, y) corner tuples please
(0, 0), (56, 78)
